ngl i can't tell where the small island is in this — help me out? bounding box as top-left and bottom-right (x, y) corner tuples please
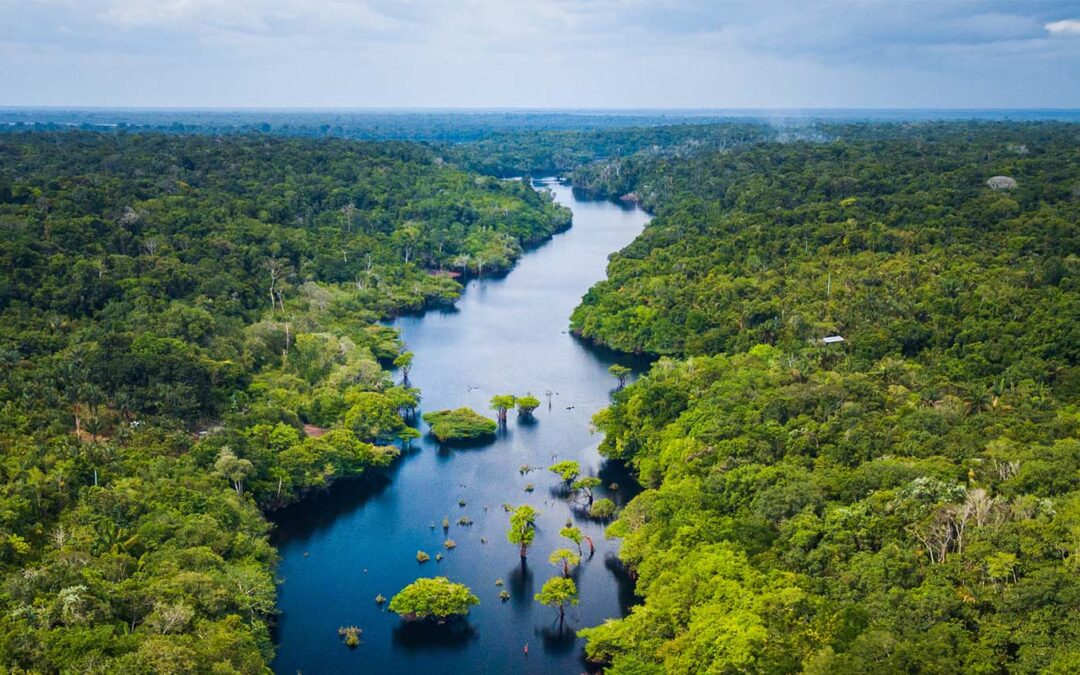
(389, 577), (479, 623)
(421, 408), (497, 443)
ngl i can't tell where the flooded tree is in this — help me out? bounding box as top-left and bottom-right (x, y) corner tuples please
(549, 460), (581, 485)
(588, 498), (616, 520)
(572, 476), (602, 505)
(549, 548), (581, 577)
(394, 351), (414, 383)
(535, 577), (578, 623)
(560, 526), (584, 555)
(507, 505), (538, 558)
(490, 395), (516, 424)
(608, 364), (631, 389)
(388, 577), (479, 622)
(516, 394), (541, 419)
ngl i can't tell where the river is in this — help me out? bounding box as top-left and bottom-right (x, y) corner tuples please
(270, 180), (651, 674)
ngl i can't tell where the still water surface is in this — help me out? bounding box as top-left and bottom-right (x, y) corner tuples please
(271, 180), (651, 674)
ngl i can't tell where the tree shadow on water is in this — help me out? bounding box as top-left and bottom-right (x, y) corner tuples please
(536, 620), (578, 656)
(391, 619), (478, 652)
(269, 470), (396, 544)
(508, 559), (535, 604)
(604, 553), (642, 616)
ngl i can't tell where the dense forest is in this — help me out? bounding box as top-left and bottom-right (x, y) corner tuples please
(0, 132), (568, 671)
(1, 119), (1077, 673)
(572, 124), (1080, 672)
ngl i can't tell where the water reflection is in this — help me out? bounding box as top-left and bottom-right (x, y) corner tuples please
(392, 620), (479, 651)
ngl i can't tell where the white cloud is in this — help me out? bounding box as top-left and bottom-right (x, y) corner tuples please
(1045, 19), (1080, 35)
(2, 0), (1080, 106)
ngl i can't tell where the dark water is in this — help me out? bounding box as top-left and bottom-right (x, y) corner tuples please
(271, 180), (651, 674)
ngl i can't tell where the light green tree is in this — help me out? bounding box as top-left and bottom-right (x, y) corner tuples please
(549, 460), (581, 484)
(573, 476), (602, 505)
(214, 447), (253, 497)
(516, 394), (541, 419)
(507, 505), (538, 558)
(535, 576), (578, 622)
(560, 526), (584, 555)
(388, 577), (479, 622)
(490, 394), (516, 424)
(549, 548), (581, 577)
(608, 364), (632, 389)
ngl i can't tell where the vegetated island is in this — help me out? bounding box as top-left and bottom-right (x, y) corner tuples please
(422, 408), (498, 443)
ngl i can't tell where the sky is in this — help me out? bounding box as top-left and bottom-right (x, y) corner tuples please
(1, 0), (1080, 109)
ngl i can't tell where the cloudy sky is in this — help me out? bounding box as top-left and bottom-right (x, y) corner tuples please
(2, 0), (1079, 108)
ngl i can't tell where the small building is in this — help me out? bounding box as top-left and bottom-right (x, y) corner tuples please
(821, 335), (845, 345)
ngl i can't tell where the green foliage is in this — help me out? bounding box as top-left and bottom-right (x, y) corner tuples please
(516, 394), (541, 418)
(560, 526), (584, 553)
(573, 476), (602, 502)
(575, 123), (1080, 673)
(0, 130), (566, 671)
(489, 394), (516, 423)
(549, 548), (581, 576)
(507, 505), (538, 557)
(608, 364), (632, 388)
(388, 577), (479, 621)
(587, 497), (616, 520)
(343, 391), (406, 441)
(421, 408), (497, 443)
(393, 351), (414, 377)
(571, 125), (1080, 369)
(549, 460), (581, 483)
(535, 576), (578, 618)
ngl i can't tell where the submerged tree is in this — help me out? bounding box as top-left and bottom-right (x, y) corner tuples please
(588, 498), (616, 520)
(393, 351), (414, 383)
(549, 460), (581, 485)
(560, 526), (584, 555)
(490, 394), (516, 424)
(507, 505), (538, 558)
(388, 577), (479, 622)
(573, 476), (602, 505)
(608, 364), (632, 389)
(535, 577), (578, 622)
(549, 548), (581, 577)
(516, 394), (541, 419)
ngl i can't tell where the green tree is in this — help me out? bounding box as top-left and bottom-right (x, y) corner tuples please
(608, 364), (632, 389)
(549, 460), (581, 484)
(213, 447), (253, 497)
(343, 391), (405, 441)
(588, 497), (615, 520)
(490, 394), (516, 424)
(393, 351), (414, 382)
(507, 505), (538, 558)
(388, 577), (479, 622)
(549, 548), (581, 577)
(560, 526), (584, 555)
(573, 476), (602, 505)
(535, 576), (577, 622)
(516, 394), (541, 419)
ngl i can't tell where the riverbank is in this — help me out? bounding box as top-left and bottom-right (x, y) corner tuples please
(270, 180), (651, 674)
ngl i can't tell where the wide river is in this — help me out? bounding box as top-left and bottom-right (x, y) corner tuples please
(271, 180), (651, 674)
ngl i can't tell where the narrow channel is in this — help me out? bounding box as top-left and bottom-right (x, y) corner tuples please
(271, 180), (651, 674)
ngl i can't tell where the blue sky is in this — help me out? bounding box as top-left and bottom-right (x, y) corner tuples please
(2, 0), (1079, 108)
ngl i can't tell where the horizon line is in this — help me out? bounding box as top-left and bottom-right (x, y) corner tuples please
(3, 105), (1080, 113)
